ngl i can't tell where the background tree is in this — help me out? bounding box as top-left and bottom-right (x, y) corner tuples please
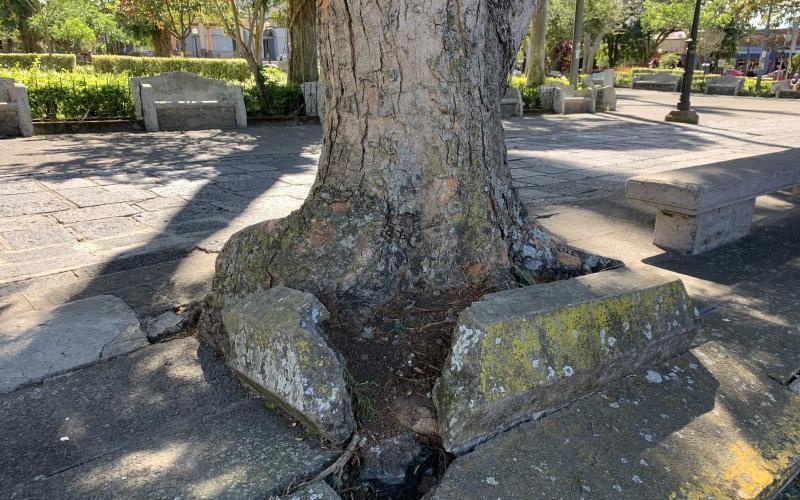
(117, 0), (204, 56)
(32, 0), (127, 55)
(0, 0), (39, 52)
(581, 0), (623, 73)
(209, 0), (277, 112)
(525, 0), (548, 86)
(287, 0), (317, 83)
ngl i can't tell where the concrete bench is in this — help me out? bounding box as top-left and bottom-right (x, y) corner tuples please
(632, 72), (681, 92)
(129, 72), (246, 132)
(705, 75), (743, 96)
(588, 69), (615, 88)
(301, 81), (325, 118)
(626, 149), (800, 254)
(539, 82), (595, 114)
(0, 78), (33, 137)
(775, 81), (800, 99)
(434, 268), (697, 453)
(588, 84), (617, 112)
(500, 87), (523, 117)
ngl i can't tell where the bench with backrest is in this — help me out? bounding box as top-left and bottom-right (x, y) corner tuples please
(500, 87), (524, 117)
(625, 149), (800, 254)
(301, 81), (325, 118)
(705, 75), (744, 96)
(632, 72), (681, 92)
(0, 78), (33, 137)
(775, 80), (800, 99)
(539, 81), (595, 114)
(588, 69), (615, 88)
(129, 72), (247, 132)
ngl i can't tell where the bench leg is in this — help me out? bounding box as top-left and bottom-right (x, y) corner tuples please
(653, 199), (755, 254)
(792, 185), (800, 198)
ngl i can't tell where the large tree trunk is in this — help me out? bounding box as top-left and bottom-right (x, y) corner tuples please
(288, 0), (318, 83)
(153, 29), (172, 57)
(525, 0), (548, 87)
(206, 0), (606, 344)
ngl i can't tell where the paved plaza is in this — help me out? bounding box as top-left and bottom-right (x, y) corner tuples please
(1, 90), (799, 497)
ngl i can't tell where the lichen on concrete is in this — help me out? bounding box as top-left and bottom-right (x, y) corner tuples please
(222, 286), (355, 444)
(434, 268), (698, 454)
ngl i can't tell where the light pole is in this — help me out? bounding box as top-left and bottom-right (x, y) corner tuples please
(665, 0), (702, 124)
(569, 0), (585, 87)
(755, 1), (773, 91)
(191, 27), (200, 58)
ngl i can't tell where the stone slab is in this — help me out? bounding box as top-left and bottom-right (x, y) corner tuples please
(625, 148), (800, 215)
(0, 295), (146, 393)
(0, 337), (336, 498)
(1, 224), (76, 250)
(52, 203), (141, 224)
(222, 287), (356, 444)
(69, 216), (149, 240)
(435, 268), (697, 454)
(430, 332), (800, 499)
(0, 192), (70, 217)
(56, 186), (154, 208)
(281, 481), (341, 500)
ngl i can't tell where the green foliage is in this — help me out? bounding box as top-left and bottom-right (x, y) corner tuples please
(32, 0), (128, 54)
(341, 365), (376, 427)
(92, 55), (252, 81)
(0, 53), (76, 71)
(658, 52), (681, 68)
(510, 75), (570, 110)
(0, 66), (303, 120)
(0, 68), (134, 120)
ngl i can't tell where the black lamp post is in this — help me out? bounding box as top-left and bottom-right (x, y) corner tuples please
(665, 0), (702, 124)
(192, 27), (200, 58)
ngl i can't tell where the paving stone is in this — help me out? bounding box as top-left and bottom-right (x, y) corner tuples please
(56, 186), (155, 208)
(1, 224), (77, 250)
(0, 337), (337, 498)
(0, 214), (52, 232)
(41, 177), (96, 190)
(0, 192), (71, 217)
(52, 203), (140, 224)
(0, 295), (146, 393)
(69, 216), (149, 240)
(0, 250), (99, 283)
(134, 196), (188, 211)
(0, 180), (42, 195)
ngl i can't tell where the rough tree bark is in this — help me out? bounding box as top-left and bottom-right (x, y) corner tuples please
(525, 0), (548, 87)
(153, 29), (172, 57)
(288, 0), (318, 83)
(205, 0), (608, 346)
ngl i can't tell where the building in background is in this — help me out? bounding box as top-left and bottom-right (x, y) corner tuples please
(174, 22), (288, 63)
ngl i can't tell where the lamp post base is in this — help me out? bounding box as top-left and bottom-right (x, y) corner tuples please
(665, 109), (699, 124)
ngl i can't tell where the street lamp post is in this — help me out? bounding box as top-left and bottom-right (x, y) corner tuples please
(665, 0), (702, 124)
(191, 27), (200, 58)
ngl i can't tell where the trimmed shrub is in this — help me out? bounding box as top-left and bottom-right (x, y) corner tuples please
(92, 55), (251, 82)
(0, 68), (134, 120)
(0, 53), (77, 71)
(242, 80), (304, 116)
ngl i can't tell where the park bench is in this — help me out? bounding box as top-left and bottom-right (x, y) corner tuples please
(587, 84), (617, 111)
(625, 149), (800, 254)
(705, 75), (744, 96)
(501, 87), (524, 117)
(539, 81), (595, 114)
(301, 81), (325, 118)
(775, 80), (800, 99)
(588, 69), (615, 88)
(129, 72), (247, 132)
(632, 72), (681, 92)
(0, 78), (33, 137)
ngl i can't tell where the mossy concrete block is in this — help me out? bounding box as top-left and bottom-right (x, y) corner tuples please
(222, 286), (355, 444)
(434, 268), (698, 454)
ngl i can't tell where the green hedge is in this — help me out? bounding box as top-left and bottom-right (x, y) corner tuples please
(92, 55), (252, 82)
(0, 54), (77, 71)
(0, 67), (304, 120)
